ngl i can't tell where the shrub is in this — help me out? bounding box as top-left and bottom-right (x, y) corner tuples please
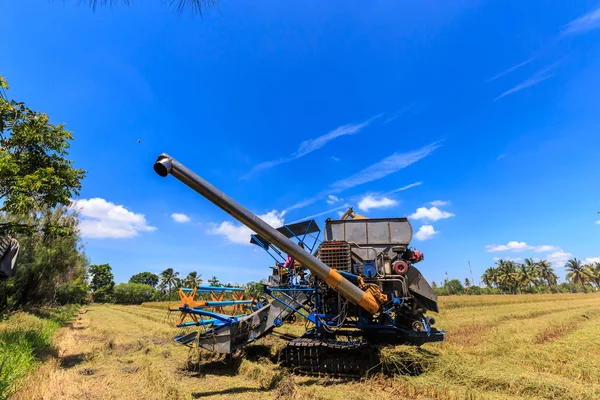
(114, 283), (158, 304)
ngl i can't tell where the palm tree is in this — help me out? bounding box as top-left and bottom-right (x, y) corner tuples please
(565, 258), (593, 290)
(537, 260), (558, 286)
(591, 263), (600, 288)
(160, 268), (180, 298)
(496, 260), (519, 294)
(519, 259), (540, 289)
(481, 267), (498, 288)
(184, 272), (202, 288)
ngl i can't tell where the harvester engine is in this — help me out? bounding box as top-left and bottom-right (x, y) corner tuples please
(154, 154), (444, 376)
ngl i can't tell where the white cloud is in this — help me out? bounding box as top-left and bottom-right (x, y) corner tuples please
(496, 154), (507, 160)
(293, 204), (350, 223)
(329, 142), (440, 192)
(415, 225), (438, 241)
(171, 213), (190, 223)
(208, 210), (285, 245)
(331, 156), (340, 162)
(485, 58), (534, 83)
(285, 143), (438, 213)
(429, 200), (448, 207)
(71, 198), (156, 238)
(584, 257), (600, 264)
(485, 241), (559, 253)
(596, 220), (600, 225)
(409, 206), (455, 222)
(495, 62), (563, 101)
(389, 182), (423, 193)
(244, 117), (376, 178)
(326, 195), (341, 205)
(562, 7), (600, 36)
(546, 250), (572, 268)
(358, 195), (398, 212)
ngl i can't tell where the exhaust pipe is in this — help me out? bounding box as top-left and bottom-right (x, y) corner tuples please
(154, 154), (380, 314)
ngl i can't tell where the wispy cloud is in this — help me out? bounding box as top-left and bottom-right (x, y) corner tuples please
(496, 154), (507, 160)
(329, 142), (440, 192)
(284, 144), (437, 213)
(243, 116), (377, 178)
(384, 103), (422, 124)
(494, 62), (562, 101)
(208, 210), (285, 245)
(291, 204), (350, 224)
(562, 7), (600, 36)
(326, 195), (341, 205)
(485, 58), (535, 83)
(388, 182), (423, 194)
(429, 200), (448, 207)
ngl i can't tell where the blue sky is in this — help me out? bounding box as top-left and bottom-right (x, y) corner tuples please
(2, 1), (599, 285)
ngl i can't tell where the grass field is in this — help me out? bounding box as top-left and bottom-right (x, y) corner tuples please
(11, 293), (600, 400)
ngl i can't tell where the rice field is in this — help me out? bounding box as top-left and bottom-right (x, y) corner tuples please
(10, 293), (600, 400)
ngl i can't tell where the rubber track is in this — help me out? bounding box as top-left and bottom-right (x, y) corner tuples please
(282, 338), (378, 377)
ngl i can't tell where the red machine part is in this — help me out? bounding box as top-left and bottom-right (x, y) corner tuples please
(393, 260), (409, 275)
(411, 250), (424, 263)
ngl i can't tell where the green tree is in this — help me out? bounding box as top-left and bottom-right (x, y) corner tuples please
(245, 281), (264, 298)
(565, 258), (593, 290)
(481, 267), (498, 288)
(537, 260), (557, 286)
(443, 279), (464, 295)
(0, 206), (89, 310)
(464, 278), (471, 287)
(518, 259), (539, 290)
(207, 276), (221, 286)
(0, 76), (85, 236)
(129, 272), (159, 288)
(183, 271), (202, 288)
(89, 264), (115, 303)
(160, 268), (179, 298)
(114, 283), (157, 304)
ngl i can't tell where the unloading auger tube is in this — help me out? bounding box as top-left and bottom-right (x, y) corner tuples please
(154, 153), (380, 314)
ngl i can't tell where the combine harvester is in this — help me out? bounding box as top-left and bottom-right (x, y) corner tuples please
(155, 154), (443, 375)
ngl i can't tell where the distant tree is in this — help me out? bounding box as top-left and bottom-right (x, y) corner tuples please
(464, 278), (471, 287)
(481, 267), (498, 288)
(89, 264), (115, 302)
(565, 258), (593, 291)
(159, 268), (179, 298)
(129, 272), (159, 288)
(518, 259), (539, 289)
(183, 271), (202, 288)
(431, 281), (438, 289)
(0, 76), (85, 236)
(114, 283), (158, 304)
(207, 276), (221, 286)
(537, 260), (558, 286)
(245, 282), (264, 298)
(443, 279), (464, 295)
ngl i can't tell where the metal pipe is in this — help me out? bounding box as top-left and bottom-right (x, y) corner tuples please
(154, 154), (380, 314)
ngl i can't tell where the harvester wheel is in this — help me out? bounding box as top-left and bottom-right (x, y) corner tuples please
(393, 260), (409, 275)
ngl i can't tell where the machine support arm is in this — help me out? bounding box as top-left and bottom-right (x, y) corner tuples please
(154, 154), (380, 314)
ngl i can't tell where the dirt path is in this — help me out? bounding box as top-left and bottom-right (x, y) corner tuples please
(12, 305), (270, 400)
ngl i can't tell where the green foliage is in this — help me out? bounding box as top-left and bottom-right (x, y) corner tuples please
(443, 279), (465, 295)
(129, 272), (159, 288)
(0, 207), (89, 311)
(0, 306), (79, 400)
(159, 268), (180, 300)
(207, 276), (221, 286)
(183, 271), (202, 288)
(56, 276), (89, 305)
(114, 283), (158, 304)
(89, 264), (115, 303)
(0, 76), (85, 236)
(245, 281), (265, 298)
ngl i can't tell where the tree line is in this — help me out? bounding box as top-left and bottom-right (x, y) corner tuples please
(433, 258), (600, 296)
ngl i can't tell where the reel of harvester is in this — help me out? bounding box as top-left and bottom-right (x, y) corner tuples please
(155, 154), (444, 375)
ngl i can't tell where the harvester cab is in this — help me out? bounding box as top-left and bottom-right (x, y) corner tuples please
(155, 154), (444, 375)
